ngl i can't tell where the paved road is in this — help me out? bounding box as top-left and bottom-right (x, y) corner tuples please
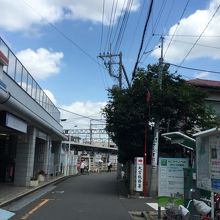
(6, 172), (147, 220)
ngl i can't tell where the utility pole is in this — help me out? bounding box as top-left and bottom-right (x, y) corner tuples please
(149, 36), (164, 197)
(98, 51), (130, 89)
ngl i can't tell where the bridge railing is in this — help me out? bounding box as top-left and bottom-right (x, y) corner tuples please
(0, 37), (60, 122)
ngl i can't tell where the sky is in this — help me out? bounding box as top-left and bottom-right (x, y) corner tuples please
(0, 0), (220, 128)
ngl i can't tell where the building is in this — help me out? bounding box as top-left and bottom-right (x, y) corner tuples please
(188, 78), (220, 115)
(0, 37), (66, 186)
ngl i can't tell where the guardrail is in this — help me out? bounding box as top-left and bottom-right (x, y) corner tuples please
(0, 37), (60, 122)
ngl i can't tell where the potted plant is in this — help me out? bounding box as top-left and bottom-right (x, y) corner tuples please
(30, 176), (39, 187)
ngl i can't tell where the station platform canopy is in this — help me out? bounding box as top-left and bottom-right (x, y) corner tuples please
(161, 131), (196, 151)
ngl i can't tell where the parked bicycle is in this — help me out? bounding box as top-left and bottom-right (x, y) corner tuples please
(178, 199), (211, 220)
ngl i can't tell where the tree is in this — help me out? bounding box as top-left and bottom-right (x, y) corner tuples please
(103, 64), (216, 164)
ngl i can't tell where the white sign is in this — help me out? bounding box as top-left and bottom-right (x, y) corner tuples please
(158, 157), (189, 197)
(6, 113), (27, 133)
(134, 157), (144, 192)
(197, 134), (220, 192)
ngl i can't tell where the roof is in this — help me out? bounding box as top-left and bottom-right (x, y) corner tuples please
(193, 127), (220, 138)
(188, 78), (220, 88)
(161, 131), (196, 151)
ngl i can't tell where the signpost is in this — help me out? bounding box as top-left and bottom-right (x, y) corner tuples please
(158, 157), (189, 197)
(134, 157), (144, 192)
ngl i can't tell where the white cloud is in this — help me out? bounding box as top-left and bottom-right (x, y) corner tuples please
(194, 71), (210, 79)
(16, 48), (63, 80)
(60, 101), (107, 129)
(0, 0), (140, 31)
(152, 0), (220, 62)
(0, 0), (63, 31)
(44, 89), (57, 104)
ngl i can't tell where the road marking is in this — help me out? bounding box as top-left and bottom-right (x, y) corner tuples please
(20, 199), (49, 219)
(146, 203), (165, 211)
(0, 208), (15, 220)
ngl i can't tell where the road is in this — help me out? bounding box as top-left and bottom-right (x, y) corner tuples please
(5, 173), (143, 220)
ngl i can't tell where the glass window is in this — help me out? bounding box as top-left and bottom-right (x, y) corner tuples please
(36, 85), (41, 104)
(39, 89), (43, 106)
(32, 80), (37, 99)
(0, 40), (9, 61)
(7, 52), (16, 79)
(21, 68), (28, 91)
(15, 61), (22, 86)
(27, 74), (33, 96)
(42, 92), (46, 109)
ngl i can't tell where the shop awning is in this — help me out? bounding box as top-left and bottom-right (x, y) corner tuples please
(161, 131), (196, 151)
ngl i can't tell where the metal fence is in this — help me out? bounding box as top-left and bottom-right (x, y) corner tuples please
(0, 37), (60, 122)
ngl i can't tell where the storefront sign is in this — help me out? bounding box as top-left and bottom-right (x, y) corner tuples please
(158, 157), (189, 197)
(6, 113), (27, 133)
(134, 157), (144, 192)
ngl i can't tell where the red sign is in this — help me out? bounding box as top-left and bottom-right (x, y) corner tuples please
(0, 50), (9, 66)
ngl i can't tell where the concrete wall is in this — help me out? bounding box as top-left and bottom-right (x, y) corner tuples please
(14, 127), (36, 186)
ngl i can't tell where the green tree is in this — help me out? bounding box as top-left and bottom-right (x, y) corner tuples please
(103, 65), (216, 164)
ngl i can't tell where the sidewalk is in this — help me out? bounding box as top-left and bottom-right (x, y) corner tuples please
(0, 175), (67, 207)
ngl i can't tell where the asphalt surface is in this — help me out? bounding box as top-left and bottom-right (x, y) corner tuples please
(4, 172), (153, 220)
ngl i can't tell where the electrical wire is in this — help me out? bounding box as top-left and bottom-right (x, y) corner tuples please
(58, 107), (105, 121)
(168, 62), (220, 75)
(105, 0), (116, 51)
(100, 0), (106, 52)
(171, 39), (220, 50)
(127, 0), (146, 58)
(132, 0), (154, 80)
(152, 0), (168, 35)
(108, 0), (119, 49)
(114, 0), (134, 53)
(111, 0), (127, 51)
(21, 0), (103, 68)
(164, 0), (191, 58)
(153, 33), (220, 38)
(176, 3), (220, 70)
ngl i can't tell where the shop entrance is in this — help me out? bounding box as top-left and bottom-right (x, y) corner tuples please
(0, 135), (17, 182)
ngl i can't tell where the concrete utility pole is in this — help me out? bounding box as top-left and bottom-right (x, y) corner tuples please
(149, 36), (164, 197)
(98, 51), (130, 89)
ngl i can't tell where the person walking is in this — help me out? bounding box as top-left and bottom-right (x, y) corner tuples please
(107, 161), (112, 172)
(80, 161), (85, 174)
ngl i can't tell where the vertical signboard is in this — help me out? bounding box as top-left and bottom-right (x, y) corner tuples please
(197, 136), (211, 190)
(158, 157), (189, 197)
(134, 157), (144, 192)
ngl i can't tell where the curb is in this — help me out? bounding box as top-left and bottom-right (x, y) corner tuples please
(0, 175), (72, 208)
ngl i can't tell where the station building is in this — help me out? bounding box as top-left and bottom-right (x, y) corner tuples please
(0, 37), (66, 186)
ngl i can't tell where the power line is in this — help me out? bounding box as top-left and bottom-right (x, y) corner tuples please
(168, 62), (220, 75)
(114, 0), (133, 53)
(108, 0), (119, 48)
(177, 3), (220, 70)
(152, 0), (168, 34)
(21, 0), (102, 68)
(111, 0), (127, 51)
(126, 0), (146, 58)
(100, 0), (106, 52)
(172, 39), (220, 50)
(153, 33), (220, 38)
(58, 107), (105, 121)
(105, 0), (116, 51)
(164, 0), (191, 58)
(132, 0), (154, 80)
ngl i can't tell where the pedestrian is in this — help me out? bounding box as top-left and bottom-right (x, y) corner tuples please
(80, 161), (85, 174)
(107, 161), (112, 172)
